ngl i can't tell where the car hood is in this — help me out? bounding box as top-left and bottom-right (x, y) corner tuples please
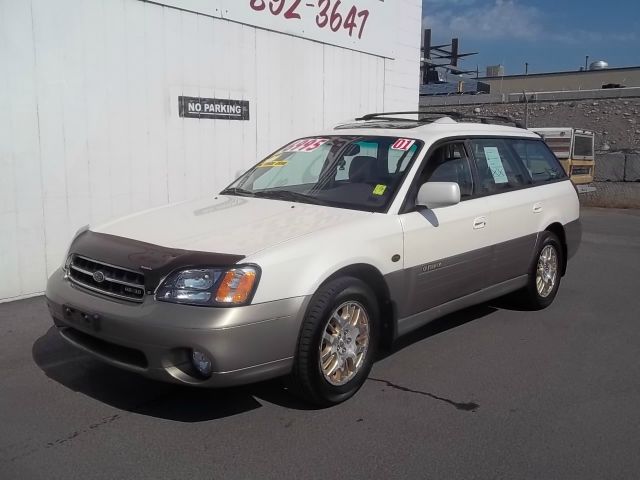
(92, 195), (368, 256)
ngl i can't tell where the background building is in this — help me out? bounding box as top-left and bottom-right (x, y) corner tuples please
(485, 65), (505, 78)
(0, 0), (423, 302)
(479, 65), (640, 95)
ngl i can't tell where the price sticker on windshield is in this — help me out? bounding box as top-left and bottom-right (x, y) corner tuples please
(258, 157), (288, 168)
(284, 138), (329, 153)
(391, 138), (416, 151)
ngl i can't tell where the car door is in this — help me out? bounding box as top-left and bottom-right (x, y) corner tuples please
(467, 137), (539, 286)
(398, 141), (494, 322)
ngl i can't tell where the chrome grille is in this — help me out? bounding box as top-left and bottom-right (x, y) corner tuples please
(68, 255), (146, 302)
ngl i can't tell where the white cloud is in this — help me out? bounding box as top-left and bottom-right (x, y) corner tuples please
(423, 0), (542, 41)
(423, 0), (638, 44)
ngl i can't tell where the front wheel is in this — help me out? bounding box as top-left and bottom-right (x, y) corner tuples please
(517, 231), (564, 310)
(289, 277), (379, 406)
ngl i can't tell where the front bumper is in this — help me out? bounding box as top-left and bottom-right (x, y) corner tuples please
(45, 268), (309, 387)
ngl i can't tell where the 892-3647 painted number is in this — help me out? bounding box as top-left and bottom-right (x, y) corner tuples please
(250, 0), (370, 40)
(258, 0), (303, 18)
(250, 0), (303, 19)
(317, 0), (369, 38)
(284, 0), (302, 19)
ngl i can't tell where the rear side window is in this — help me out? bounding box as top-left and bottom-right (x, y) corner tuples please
(469, 139), (529, 195)
(510, 139), (567, 184)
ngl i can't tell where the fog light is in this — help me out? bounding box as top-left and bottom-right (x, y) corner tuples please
(191, 350), (213, 378)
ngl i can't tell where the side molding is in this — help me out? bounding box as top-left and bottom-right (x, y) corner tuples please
(396, 276), (528, 337)
(565, 219), (582, 261)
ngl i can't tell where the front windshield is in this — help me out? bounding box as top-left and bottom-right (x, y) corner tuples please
(223, 135), (423, 212)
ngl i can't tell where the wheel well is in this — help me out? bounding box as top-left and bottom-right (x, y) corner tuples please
(323, 264), (397, 348)
(545, 223), (568, 275)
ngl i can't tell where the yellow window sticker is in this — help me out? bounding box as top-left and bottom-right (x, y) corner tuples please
(372, 184), (387, 196)
(257, 158), (288, 168)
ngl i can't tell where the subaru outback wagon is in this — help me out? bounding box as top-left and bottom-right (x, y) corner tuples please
(46, 112), (581, 406)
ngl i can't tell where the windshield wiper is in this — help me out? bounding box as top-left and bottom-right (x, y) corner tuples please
(220, 187), (257, 197)
(254, 190), (329, 206)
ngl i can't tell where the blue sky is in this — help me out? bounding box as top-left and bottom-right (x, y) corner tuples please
(422, 0), (640, 75)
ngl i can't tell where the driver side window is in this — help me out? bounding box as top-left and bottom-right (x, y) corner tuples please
(421, 143), (474, 199)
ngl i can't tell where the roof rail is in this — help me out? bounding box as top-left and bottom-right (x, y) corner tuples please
(470, 114), (527, 129)
(355, 111), (463, 122)
(355, 110), (526, 129)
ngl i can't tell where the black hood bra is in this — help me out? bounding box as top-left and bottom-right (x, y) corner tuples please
(69, 230), (246, 292)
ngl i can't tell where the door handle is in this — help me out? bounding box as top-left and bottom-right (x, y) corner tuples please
(533, 203), (543, 214)
(473, 217), (487, 229)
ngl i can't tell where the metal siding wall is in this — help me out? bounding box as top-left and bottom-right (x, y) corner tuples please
(383, 0), (422, 111)
(0, 1), (15, 300)
(1, 0), (47, 300)
(0, 0), (419, 301)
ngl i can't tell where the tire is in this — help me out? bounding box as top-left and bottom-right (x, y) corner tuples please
(517, 231), (564, 310)
(289, 276), (380, 407)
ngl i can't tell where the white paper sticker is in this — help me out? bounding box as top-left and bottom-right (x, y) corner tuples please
(484, 147), (509, 184)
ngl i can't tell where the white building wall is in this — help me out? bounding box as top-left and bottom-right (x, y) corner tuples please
(0, 0), (421, 302)
(383, 0), (424, 111)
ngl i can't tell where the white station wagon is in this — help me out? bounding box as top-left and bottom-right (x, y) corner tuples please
(46, 112), (581, 405)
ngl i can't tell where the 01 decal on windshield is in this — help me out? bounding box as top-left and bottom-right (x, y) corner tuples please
(391, 138), (416, 151)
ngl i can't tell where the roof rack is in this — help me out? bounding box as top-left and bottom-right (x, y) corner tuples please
(356, 111), (463, 122)
(354, 111), (527, 129)
(472, 114), (527, 129)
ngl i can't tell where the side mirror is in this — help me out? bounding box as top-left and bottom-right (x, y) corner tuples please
(416, 182), (461, 209)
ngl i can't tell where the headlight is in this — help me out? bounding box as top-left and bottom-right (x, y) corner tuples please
(155, 266), (260, 307)
(62, 224), (90, 272)
(63, 255), (73, 275)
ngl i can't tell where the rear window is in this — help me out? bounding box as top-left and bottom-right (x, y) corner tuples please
(541, 135), (572, 159)
(469, 139), (529, 194)
(510, 139), (567, 184)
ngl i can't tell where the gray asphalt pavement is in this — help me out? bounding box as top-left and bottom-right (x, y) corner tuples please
(1, 208), (640, 480)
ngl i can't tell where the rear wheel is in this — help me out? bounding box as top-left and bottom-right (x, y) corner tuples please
(517, 231), (563, 310)
(289, 277), (379, 406)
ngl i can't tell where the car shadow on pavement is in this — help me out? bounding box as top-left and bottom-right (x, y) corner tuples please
(32, 327), (317, 421)
(32, 302), (500, 421)
(380, 303), (499, 359)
